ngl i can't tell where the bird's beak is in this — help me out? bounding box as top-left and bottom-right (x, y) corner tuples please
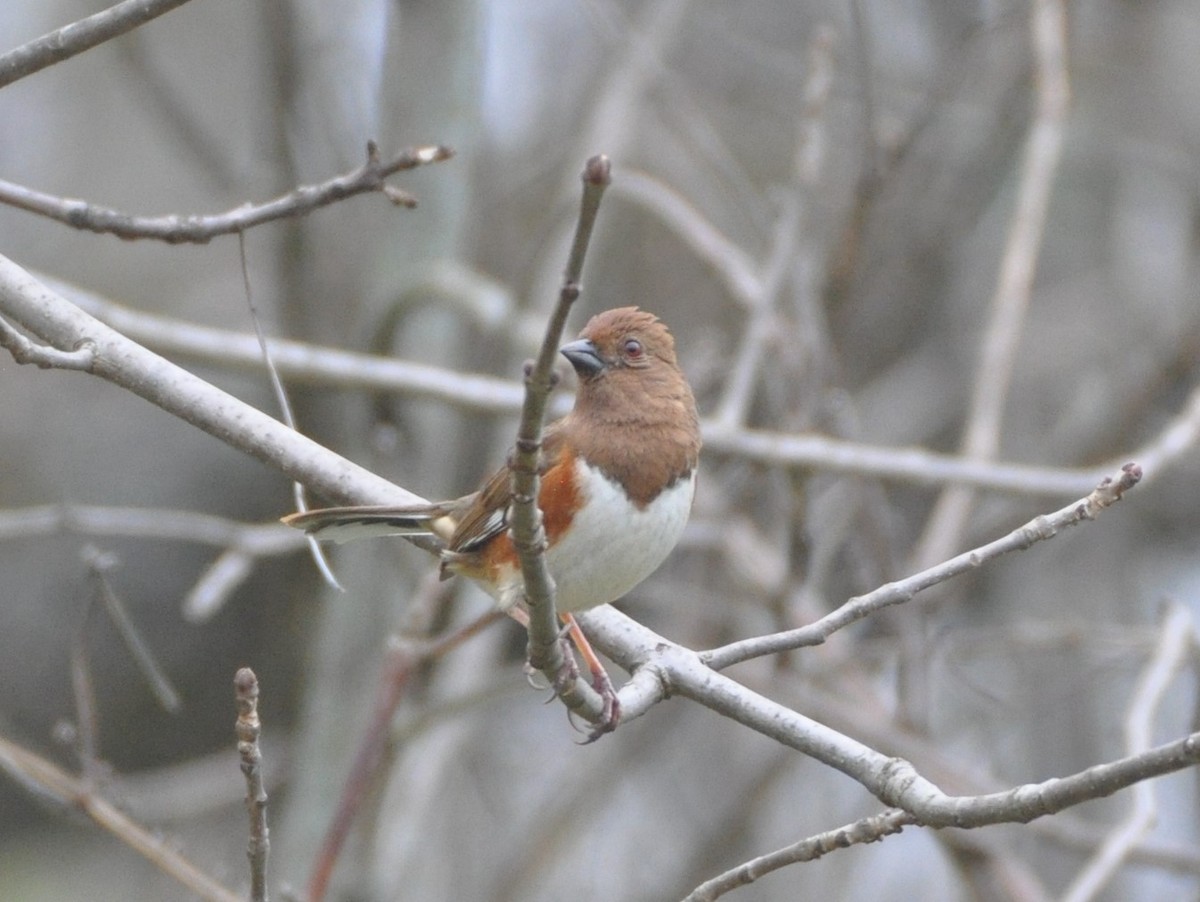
(560, 338), (606, 376)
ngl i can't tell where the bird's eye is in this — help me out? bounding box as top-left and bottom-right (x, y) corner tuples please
(623, 338), (643, 358)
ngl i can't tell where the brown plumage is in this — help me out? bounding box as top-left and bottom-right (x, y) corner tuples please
(286, 306), (701, 613)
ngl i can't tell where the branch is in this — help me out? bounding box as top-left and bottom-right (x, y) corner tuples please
(702, 462), (1142, 670)
(912, 0), (1070, 568)
(0, 0), (195, 90)
(86, 546), (181, 712)
(38, 274), (1118, 498)
(0, 504), (305, 620)
(574, 605), (1200, 830)
(1060, 601), (1194, 902)
(235, 669), (270, 902)
(49, 273), (529, 412)
(684, 809), (915, 901)
(48, 272), (1200, 499)
(512, 154), (612, 723)
(0, 733), (242, 902)
(0, 254), (424, 509)
(0, 143), (451, 242)
(0, 315), (95, 369)
(712, 28), (832, 429)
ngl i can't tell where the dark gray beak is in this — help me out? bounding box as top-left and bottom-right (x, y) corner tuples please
(560, 338), (606, 376)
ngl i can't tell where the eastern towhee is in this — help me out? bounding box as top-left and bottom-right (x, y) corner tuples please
(284, 306), (701, 729)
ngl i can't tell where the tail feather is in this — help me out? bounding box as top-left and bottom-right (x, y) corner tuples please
(282, 504), (454, 544)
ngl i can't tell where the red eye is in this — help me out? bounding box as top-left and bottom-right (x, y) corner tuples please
(623, 338), (643, 358)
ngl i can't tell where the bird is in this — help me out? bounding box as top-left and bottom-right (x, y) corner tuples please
(283, 306), (701, 731)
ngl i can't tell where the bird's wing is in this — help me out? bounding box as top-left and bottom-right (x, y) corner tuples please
(447, 426), (568, 554)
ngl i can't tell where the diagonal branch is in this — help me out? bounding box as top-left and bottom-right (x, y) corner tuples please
(0, 254), (423, 510)
(684, 808), (915, 901)
(702, 462), (1142, 670)
(0, 733), (242, 902)
(0, 0), (195, 90)
(576, 605), (1200, 830)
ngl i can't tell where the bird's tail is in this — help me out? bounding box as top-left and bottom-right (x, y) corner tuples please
(282, 504), (456, 544)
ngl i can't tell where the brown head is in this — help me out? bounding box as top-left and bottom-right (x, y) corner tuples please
(557, 307), (701, 505)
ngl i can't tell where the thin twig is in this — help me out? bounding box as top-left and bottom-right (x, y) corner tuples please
(0, 734), (242, 902)
(511, 155), (612, 725)
(0, 0), (195, 89)
(1060, 601), (1193, 902)
(235, 668), (270, 902)
(86, 546), (181, 713)
(684, 808), (915, 901)
(69, 587), (102, 786)
(237, 232), (341, 590)
(703, 462), (1142, 669)
(0, 143), (452, 243)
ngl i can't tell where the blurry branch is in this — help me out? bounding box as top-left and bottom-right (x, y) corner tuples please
(69, 544), (180, 784)
(117, 26), (240, 191)
(69, 583), (102, 785)
(713, 28), (832, 429)
(0, 504), (307, 622)
(0, 248), (1193, 855)
(685, 808), (915, 901)
(236, 231), (341, 593)
(702, 463), (1142, 669)
(0, 0), (194, 90)
(234, 669), (270, 902)
(306, 591), (502, 902)
(0, 143), (452, 243)
(782, 672), (1200, 877)
(614, 172), (760, 307)
(579, 601), (1200, 830)
(1125, 381), (1200, 483)
(912, 0), (1070, 569)
(35, 274), (1123, 498)
(528, 0), (686, 305)
(84, 546), (181, 712)
(1060, 601), (1194, 902)
(0, 254), (426, 510)
(513, 155), (612, 728)
(0, 734), (242, 902)
(48, 274), (529, 412)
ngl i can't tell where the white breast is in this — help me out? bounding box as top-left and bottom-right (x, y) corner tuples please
(492, 460), (696, 612)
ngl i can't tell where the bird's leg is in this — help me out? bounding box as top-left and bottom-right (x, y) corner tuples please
(510, 607), (578, 695)
(561, 613), (620, 739)
(510, 607), (619, 736)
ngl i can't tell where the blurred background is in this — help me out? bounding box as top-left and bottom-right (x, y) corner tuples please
(1, 1), (1199, 899)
